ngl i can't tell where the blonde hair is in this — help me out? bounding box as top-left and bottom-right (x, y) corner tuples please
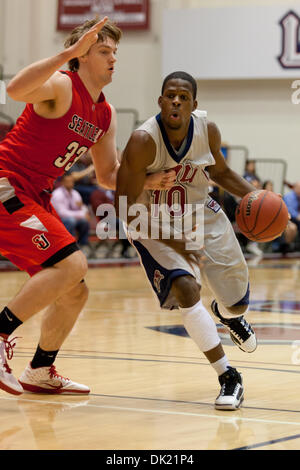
(64, 17), (122, 72)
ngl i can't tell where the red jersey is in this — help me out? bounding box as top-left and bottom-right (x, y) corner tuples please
(0, 71), (111, 196)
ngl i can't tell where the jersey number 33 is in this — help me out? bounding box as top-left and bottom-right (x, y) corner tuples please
(54, 141), (89, 171)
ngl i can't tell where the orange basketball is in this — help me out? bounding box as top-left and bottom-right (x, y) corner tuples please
(235, 190), (289, 242)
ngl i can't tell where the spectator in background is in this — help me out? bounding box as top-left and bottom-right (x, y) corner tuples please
(263, 180), (298, 254)
(283, 182), (300, 233)
(68, 151), (103, 206)
(282, 182), (300, 252)
(262, 180), (273, 192)
(279, 220), (298, 254)
(243, 160), (262, 188)
(67, 151), (120, 258)
(248, 176), (262, 190)
(67, 150), (116, 220)
(69, 151), (135, 259)
(51, 174), (92, 258)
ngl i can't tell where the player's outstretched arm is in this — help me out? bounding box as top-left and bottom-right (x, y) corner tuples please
(6, 17), (108, 104)
(207, 121), (256, 198)
(90, 105), (119, 190)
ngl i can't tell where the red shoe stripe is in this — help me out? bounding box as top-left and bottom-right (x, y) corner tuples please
(19, 382), (64, 394)
(19, 382), (90, 394)
(0, 380), (23, 396)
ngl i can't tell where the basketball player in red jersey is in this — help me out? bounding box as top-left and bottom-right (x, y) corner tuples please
(0, 17), (175, 395)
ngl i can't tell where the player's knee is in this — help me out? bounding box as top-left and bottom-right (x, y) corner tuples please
(171, 275), (200, 308)
(59, 250), (88, 285)
(70, 254), (88, 283)
(57, 280), (89, 309)
(225, 283), (250, 317)
(76, 280), (89, 303)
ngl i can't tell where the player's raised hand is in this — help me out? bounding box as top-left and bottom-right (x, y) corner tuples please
(68, 17), (109, 58)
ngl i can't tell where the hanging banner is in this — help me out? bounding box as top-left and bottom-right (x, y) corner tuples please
(57, 0), (150, 31)
(162, 5), (300, 79)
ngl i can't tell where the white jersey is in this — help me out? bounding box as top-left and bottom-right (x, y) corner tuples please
(126, 110), (249, 310)
(136, 110), (215, 210)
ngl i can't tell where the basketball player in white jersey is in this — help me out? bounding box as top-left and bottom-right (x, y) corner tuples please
(115, 72), (258, 410)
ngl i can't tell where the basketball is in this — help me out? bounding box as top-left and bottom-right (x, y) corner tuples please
(235, 190), (289, 242)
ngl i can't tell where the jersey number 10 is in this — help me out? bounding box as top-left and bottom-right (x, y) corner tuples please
(152, 185), (187, 217)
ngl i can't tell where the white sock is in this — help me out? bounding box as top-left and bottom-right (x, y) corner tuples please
(211, 355), (230, 376)
(180, 299), (221, 353)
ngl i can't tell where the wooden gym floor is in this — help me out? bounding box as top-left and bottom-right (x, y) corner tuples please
(0, 258), (300, 450)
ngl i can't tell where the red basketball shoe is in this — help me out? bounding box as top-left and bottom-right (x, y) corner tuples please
(0, 335), (23, 395)
(19, 363), (90, 394)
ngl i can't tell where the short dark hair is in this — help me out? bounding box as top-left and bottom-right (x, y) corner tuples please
(161, 71), (197, 99)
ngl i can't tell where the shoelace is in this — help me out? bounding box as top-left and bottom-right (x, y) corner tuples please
(219, 369), (241, 396)
(49, 365), (70, 382)
(228, 317), (252, 340)
(0, 337), (20, 373)
(221, 382), (240, 396)
(214, 304), (252, 336)
(240, 318), (252, 333)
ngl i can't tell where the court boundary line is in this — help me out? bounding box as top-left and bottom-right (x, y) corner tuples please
(11, 351), (300, 375)
(88, 392), (300, 416)
(232, 433), (300, 450)
(2, 395), (300, 429)
(14, 347), (300, 369)
(15, 347), (299, 368)
(12, 351), (300, 375)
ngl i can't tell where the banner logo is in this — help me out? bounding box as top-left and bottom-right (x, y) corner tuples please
(278, 10), (300, 69)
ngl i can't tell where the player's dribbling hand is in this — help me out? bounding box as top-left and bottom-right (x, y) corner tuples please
(68, 17), (109, 59)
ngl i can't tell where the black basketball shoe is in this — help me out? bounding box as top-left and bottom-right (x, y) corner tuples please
(211, 300), (257, 353)
(215, 367), (244, 410)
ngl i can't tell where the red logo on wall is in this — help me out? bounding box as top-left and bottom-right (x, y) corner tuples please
(57, 0), (150, 31)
